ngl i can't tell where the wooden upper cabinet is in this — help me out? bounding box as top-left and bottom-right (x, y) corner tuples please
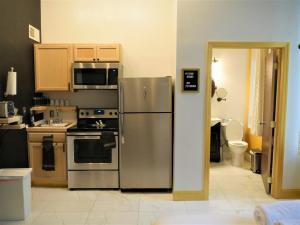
(34, 44), (73, 92)
(73, 44), (97, 62)
(96, 44), (120, 62)
(73, 44), (120, 62)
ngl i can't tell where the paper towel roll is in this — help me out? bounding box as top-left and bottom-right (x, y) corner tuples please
(5, 67), (17, 96)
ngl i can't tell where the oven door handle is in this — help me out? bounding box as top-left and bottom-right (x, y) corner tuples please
(73, 136), (101, 140)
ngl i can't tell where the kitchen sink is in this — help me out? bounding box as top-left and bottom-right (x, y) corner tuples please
(37, 122), (71, 128)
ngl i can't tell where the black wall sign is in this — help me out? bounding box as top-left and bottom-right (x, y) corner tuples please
(182, 69), (200, 92)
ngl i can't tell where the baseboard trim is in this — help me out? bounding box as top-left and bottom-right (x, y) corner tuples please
(273, 189), (300, 199)
(173, 191), (207, 201)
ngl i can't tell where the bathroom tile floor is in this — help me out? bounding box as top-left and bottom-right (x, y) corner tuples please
(0, 161), (277, 225)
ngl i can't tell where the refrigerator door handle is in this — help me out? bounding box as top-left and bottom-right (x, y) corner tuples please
(143, 86), (147, 99)
(119, 82), (125, 113)
(120, 114), (125, 144)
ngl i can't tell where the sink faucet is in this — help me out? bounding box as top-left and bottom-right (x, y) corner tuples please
(96, 120), (105, 129)
(49, 109), (63, 124)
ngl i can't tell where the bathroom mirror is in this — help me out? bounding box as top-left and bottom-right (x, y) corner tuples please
(216, 88), (228, 102)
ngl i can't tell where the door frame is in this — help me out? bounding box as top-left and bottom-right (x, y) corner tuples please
(204, 42), (290, 199)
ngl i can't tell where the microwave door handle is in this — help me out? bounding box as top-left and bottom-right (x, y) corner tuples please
(143, 86), (147, 99)
(106, 67), (108, 85)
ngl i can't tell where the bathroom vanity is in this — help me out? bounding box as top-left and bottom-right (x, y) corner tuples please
(210, 121), (221, 162)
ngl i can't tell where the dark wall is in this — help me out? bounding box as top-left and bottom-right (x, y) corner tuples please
(0, 0), (41, 108)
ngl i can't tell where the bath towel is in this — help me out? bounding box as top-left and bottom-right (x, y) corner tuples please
(42, 135), (55, 171)
(254, 201), (300, 225)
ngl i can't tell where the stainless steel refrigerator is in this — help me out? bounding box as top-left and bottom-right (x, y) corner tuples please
(119, 76), (173, 189)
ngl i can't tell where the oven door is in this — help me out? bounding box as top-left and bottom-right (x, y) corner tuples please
(67, 134), (118, 170)
(72, 63), (107, 89)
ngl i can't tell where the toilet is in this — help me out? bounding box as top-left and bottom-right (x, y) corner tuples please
(225, 120), (248, 167)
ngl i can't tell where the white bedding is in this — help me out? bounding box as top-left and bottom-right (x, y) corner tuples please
(274, 220), (300, 225)
(254, 201), (300, 225)
(153, 214), (255, 225)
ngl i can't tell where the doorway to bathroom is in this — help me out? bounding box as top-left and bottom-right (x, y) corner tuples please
(204, 42), (289, 200)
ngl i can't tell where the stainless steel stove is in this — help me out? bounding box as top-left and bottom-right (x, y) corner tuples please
(67, 108), (119, 189)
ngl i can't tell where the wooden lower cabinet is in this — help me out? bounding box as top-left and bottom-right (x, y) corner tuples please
(28, 133), (67, 186)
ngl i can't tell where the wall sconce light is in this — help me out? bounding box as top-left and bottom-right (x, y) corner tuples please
(212, 57), (221, 83)
(212, 57), (218, 63)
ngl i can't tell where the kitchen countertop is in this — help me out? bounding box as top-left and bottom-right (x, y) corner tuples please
(26, 121), (76, 133)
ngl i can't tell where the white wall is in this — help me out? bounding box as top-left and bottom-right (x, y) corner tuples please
(41, 0), (176, 78)
(175, 0), (300, 191)
(211, 49), (249, 125)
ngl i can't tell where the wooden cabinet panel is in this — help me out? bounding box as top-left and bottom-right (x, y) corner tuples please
(34, 44), (73, 91)
(74, 44), (97, 61)
(96, 44), (120, 62)
(28, 132), (66, 143)
(73, 44), (120, 62)
(28, 131), (68, 186)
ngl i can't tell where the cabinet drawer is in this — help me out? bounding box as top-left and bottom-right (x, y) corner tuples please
(28, 133), (65, 143)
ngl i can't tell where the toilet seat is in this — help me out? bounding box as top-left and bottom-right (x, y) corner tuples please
(228, 140), (248, 147)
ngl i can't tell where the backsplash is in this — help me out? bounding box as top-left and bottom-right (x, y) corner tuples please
(43, 90), (118, 121)
(44, 90), (118, 108)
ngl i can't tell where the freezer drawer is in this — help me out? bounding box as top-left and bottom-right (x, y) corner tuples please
(119, 77), (172, 113)
(120, 113), (172, 189)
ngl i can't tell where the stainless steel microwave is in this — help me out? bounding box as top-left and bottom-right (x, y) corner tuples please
(72, 63), (122, 90)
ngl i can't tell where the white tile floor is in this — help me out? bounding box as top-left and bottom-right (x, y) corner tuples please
(0, 160), (276, 225)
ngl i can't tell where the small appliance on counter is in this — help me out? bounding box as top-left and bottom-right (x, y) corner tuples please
(67, 108), (119, 189)
(0, 101), (15, 118)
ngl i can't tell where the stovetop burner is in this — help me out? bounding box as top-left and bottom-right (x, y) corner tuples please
(67, 108), (119, 133)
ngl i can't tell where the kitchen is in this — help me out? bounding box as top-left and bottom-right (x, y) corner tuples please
(0, 0), (177, 221)
(1, 44), (174, 190)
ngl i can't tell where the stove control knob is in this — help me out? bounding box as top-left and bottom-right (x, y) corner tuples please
(109, 112), (113, 115)
(114, 112), (118, 115)
(86, 112), (89, 116)
(80, 112), (84, 116)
